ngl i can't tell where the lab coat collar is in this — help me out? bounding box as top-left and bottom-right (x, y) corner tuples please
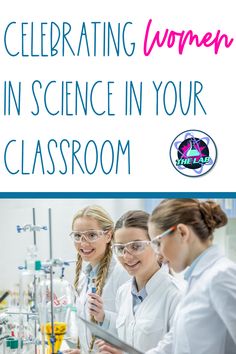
(82, 261), (98, 276)
(189, 245), (224, 280)
(131, 277), (148, 299)
(145, 266), (167, 296)
(81, 255), (116, 276)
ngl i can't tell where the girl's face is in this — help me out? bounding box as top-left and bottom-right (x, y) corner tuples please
(148, 222), (189, 273)
(73, 216), (111, 266)
(114, 227), (159, 284)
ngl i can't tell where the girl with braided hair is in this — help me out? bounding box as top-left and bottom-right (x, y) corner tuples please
(64, 205), (129, 354)
(146, 199), (236, 354)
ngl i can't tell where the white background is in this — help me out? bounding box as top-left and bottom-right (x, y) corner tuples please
(0, 198), (144, 289)
(0, 0), (235, 192)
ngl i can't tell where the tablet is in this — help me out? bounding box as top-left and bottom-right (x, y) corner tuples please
(64, 338), (77, 349)
(78, 316), (143, 354)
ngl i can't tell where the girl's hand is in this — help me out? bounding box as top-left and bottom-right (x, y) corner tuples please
(88, 293), (105, 323)
(95, 339), (123, 354)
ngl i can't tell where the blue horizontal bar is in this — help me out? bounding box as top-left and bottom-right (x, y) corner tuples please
(0, 192), (236, 199)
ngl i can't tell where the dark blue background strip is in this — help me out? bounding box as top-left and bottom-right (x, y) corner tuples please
(0, 192), (236, 198)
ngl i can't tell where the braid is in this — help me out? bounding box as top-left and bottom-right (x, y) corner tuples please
(74, 251), (82, 290)
(96, 244), (113, 296)
(88, 244), (113, 352)
(74, 252), (83, 350)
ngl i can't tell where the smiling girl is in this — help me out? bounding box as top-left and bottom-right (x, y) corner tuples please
(94, 210), (181, 353)
(65, 205), (129, 354)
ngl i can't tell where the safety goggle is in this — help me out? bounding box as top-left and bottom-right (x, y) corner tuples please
(151, 226), (176, 252)
(112, 240), (152, 257)
(70, 230), (107, 243)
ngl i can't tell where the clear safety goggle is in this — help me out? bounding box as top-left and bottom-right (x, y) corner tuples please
(151, 226), (176, 252)
(70, 230), (107, 243)
(112, 240), (152, 257)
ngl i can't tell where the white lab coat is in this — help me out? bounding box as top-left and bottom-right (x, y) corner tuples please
(106, 266), (182, 352)
(146, 246), (236, 354)
(75, 256), (130, 353)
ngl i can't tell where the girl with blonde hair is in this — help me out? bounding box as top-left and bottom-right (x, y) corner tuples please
(65, 205), (129, 354)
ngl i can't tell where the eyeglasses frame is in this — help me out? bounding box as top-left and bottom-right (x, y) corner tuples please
(69, 229), (107, 243)
(112, 239), (152, 257)
(151, 226), (176, 251)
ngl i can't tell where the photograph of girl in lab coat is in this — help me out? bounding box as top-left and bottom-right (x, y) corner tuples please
(147, 198), (236, 354)
(94, 210), (181, 353)
(64, 205), (129, 354)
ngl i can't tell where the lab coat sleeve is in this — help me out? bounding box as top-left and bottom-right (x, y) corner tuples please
(101, 262), (130, 333)
(209, 265), (236, 345)
(102, 309), (117, 331)
(145, 284), (181, 354)
(103, 282), (125, 334)
(168, 289), (182, 329)
(145, 328), (174, 354)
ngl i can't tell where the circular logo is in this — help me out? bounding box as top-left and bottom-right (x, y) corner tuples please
(170, 129), (217, 177)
